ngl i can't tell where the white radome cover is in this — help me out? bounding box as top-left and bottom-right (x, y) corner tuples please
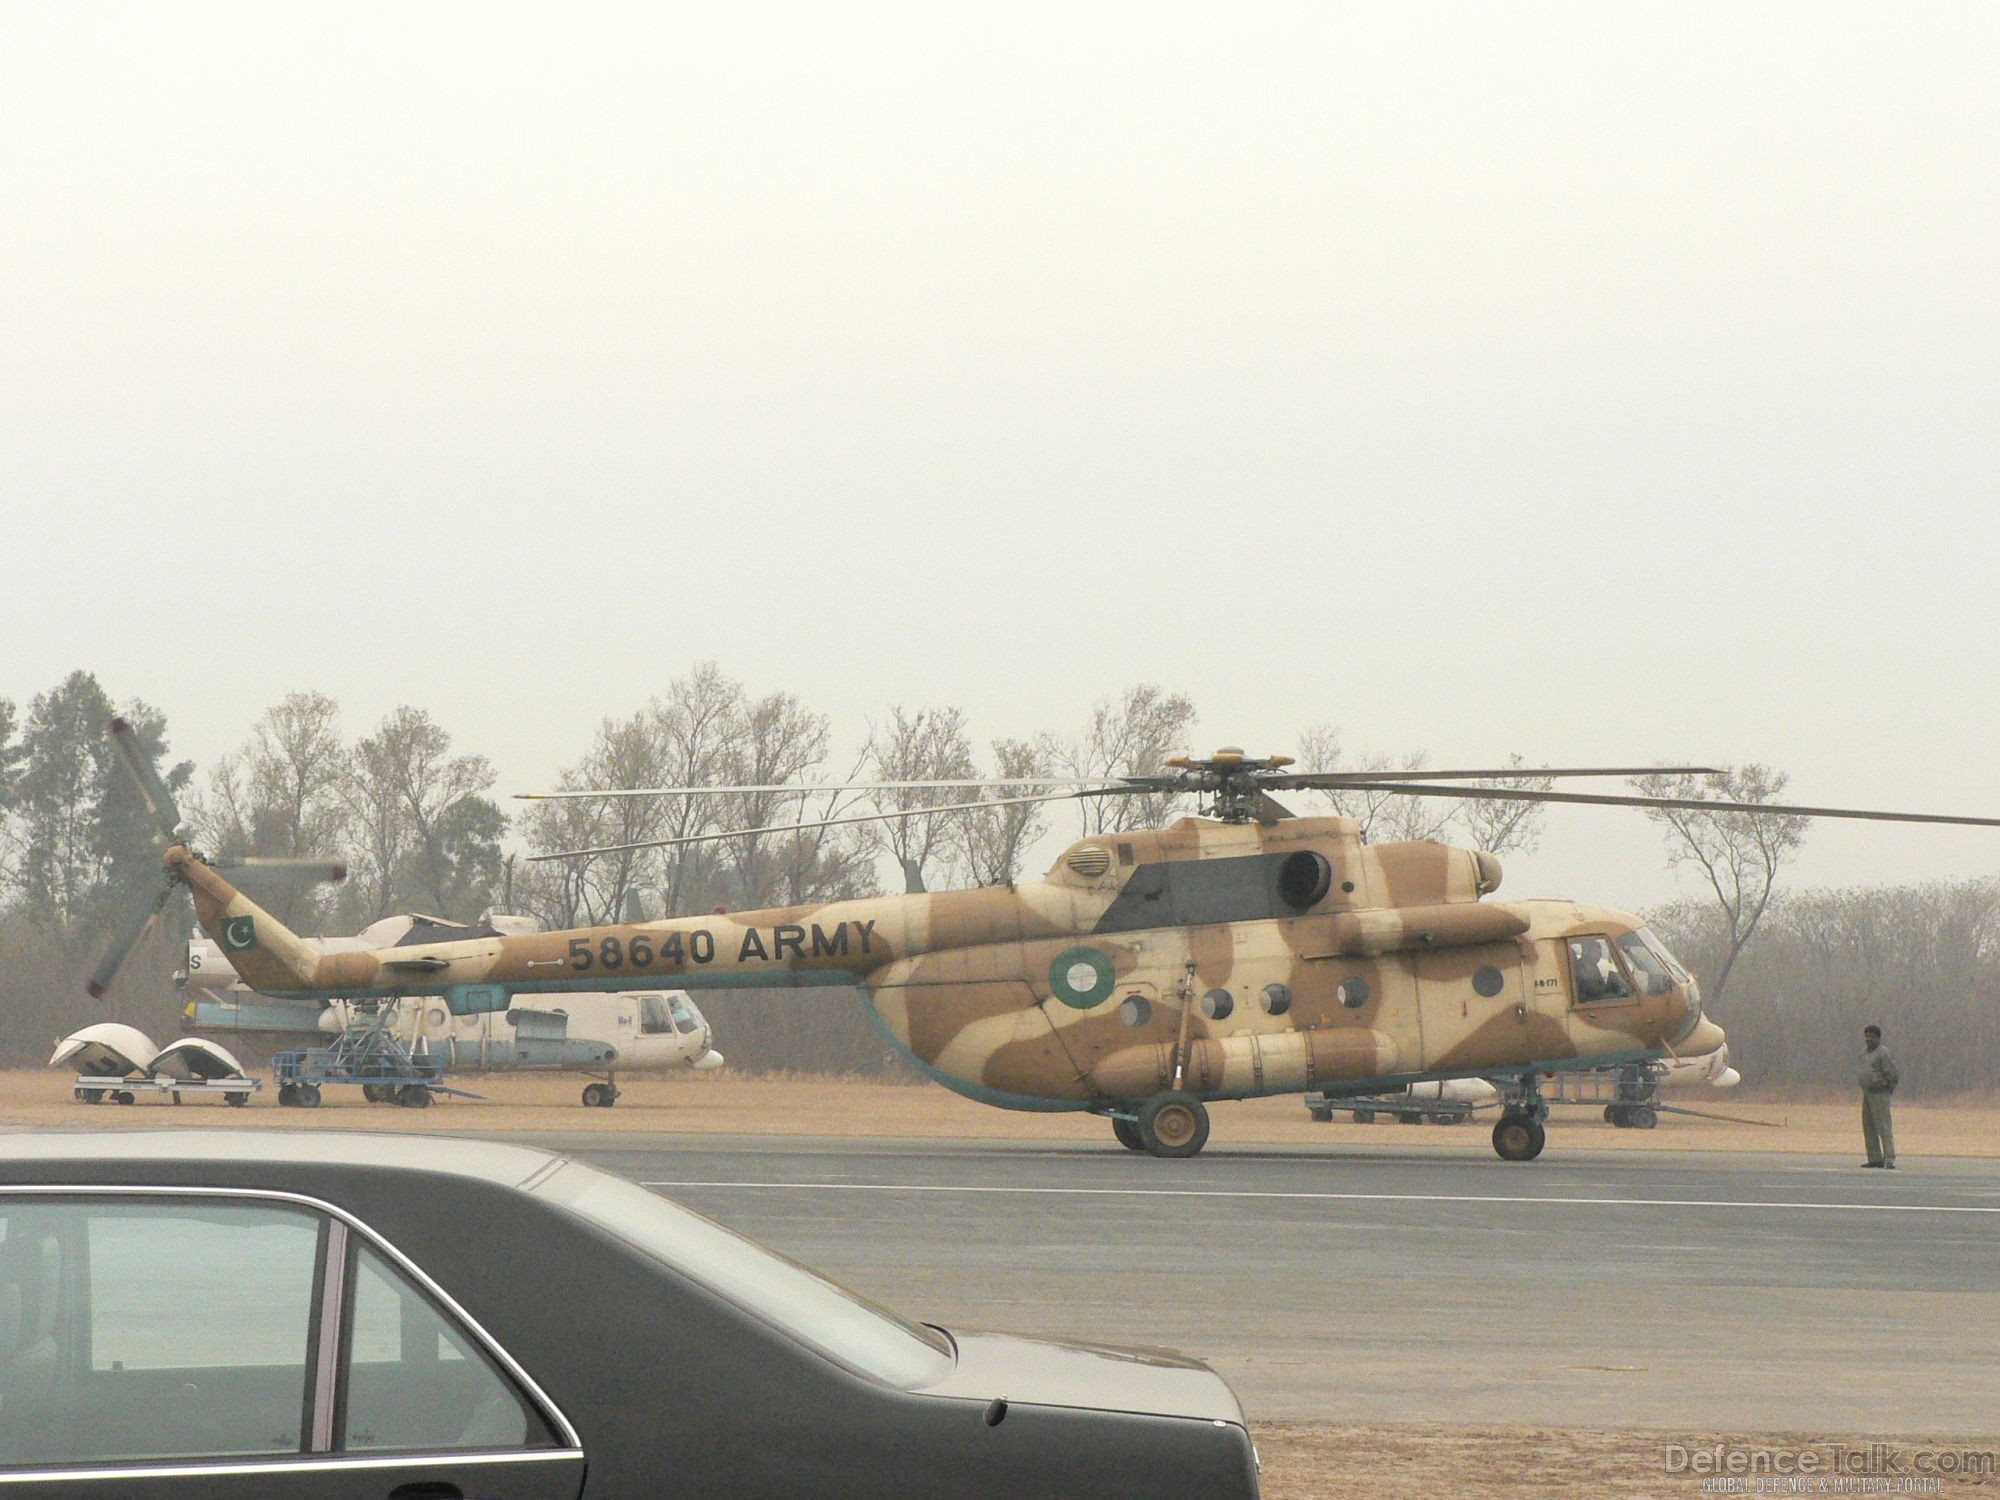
(50, 1023), (159, 1077)
(149, 1036), (251, 1081)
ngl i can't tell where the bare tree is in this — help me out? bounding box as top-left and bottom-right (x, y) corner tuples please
(1295, 725), (1452, 843)
(341, 707), (500, 920)
(1632, 765), (1808, 1006)
(954, 738), (1049, 886)
(1039, 685), (1197, 835)
(1453, 753), (1556, 856)
(866, 706), (977, 890)
(191, 692), (349, 927)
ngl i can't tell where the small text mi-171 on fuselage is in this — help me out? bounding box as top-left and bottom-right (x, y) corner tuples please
(89, 730), (2000, 1160)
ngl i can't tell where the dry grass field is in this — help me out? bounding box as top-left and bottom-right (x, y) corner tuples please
(4, 1066), (1995, 1157)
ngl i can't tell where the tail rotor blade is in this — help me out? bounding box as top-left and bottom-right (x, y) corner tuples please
(210, 856), (348, 886)
(86, 875), (178, 1000)
(107, 716), (184, 839)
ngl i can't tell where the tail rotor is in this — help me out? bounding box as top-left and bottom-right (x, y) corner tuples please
(85, 718), (346, 999)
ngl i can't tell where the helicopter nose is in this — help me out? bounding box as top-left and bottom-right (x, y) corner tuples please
(1680, 1014), (1727, 1060)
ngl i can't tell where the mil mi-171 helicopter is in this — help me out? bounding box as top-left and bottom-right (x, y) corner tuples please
(90, 720), (2000, 1160)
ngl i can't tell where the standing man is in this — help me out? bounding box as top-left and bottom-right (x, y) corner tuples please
(1859, 1024), (1899, 1169)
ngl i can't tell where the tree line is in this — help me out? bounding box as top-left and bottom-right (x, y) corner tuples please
(1, 665), (1987, 1096)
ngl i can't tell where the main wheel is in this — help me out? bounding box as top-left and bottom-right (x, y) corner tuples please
(1135, 1091), (1210, 1159)
(297, 1083), (322, 1109)
(1111, 1116), (1146, 1151)
(1492, 1113), (1546, 1161)
(582, 1083), (608, 1108)
(399, 1085), (432, 1109)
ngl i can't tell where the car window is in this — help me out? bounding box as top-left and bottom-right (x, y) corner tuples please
(0, 1198), (319, 1468)
(341, 1242), (552, 1453)
(534, 1161), (954, 1387)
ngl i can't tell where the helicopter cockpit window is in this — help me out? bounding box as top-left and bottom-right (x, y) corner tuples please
(1615, 931), (1674, 997)
(668, 995), (700, 1034)
(639, 994), (672, 1034)
(1567, 936), (1634, 1004)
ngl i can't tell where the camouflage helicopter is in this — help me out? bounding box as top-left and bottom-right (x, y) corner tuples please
(92, 722), (2000, 1160)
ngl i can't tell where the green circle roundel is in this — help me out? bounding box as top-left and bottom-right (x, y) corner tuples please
(1049, 947), (1116, 1009)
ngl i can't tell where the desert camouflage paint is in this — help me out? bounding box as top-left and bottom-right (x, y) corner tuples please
(165, 815), (1712, 1113)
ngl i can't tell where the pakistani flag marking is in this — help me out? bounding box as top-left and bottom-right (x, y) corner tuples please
(222, 915), (258, 953)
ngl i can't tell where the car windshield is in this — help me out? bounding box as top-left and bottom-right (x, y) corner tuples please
(532, 1161), (954, 1387)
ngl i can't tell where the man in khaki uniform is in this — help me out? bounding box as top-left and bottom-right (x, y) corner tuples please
(1859, 1024), (1899, 1169)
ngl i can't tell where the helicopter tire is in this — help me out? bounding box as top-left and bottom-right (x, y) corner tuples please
(582, 1083), (608, 1108)
(1110, 1116), (1146, 1152)
(1135, 1091), (1210, 1158)
(1629, 1105), (1658, 1130)
(1492, 1113), (1546, 1162)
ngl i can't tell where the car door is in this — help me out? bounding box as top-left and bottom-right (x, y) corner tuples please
(0, 1190), (584, 1500)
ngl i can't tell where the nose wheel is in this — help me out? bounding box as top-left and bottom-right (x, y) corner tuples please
(1131, 1091), (1211, 1158)
(582, 1079), (621, 1108)
(1492, 1073), (1549, 1160)
(1491, 1112), (1546, 1161)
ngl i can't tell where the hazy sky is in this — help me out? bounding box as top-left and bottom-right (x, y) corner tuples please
(3, 1), (1996, 911)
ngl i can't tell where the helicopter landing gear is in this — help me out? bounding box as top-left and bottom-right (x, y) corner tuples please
(1492, 1073), (1548, 1161)
(1110, 1115), (1146, 1152)
(1492, 1112), (1545, 1161)
(1134, 1091), (1210, 1158)
(1606, 1103), (1658, 1129)
(582, 1080), (620, 1109)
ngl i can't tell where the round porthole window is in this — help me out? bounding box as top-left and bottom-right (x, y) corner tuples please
(1119, 995), (1153, 1027)
(1261, 983), (1292, 1016)
(1200, 988), (1234, 1021)
(1472, 965), (1505, 998)
(1337, 976), (1371, 1009)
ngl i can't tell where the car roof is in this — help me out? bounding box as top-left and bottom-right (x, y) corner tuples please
(0, 1130), (561, 1187)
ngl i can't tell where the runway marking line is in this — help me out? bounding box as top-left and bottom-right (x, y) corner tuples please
(641, 1181), (2000, 1215)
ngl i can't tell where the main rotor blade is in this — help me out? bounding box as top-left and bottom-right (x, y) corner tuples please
(107, 715), (183, 837)
(1307, 780), (2000, 828)
(1273, 765), (1721, 788)
(516, 778), (1133, 801)
(211, 856), (349, 885)
(527, 789), (1091, 862)
(85, 874), (177, 999)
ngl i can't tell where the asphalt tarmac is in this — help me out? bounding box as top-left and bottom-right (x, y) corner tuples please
(525, 1133), (2000, 1433)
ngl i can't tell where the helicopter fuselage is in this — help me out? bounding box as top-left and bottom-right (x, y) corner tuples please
(167, 814), (1713, 1116)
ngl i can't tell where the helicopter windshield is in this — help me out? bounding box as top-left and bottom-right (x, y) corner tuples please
(1616, 930), (1675, 997)
(669, 995), (701, 1034)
